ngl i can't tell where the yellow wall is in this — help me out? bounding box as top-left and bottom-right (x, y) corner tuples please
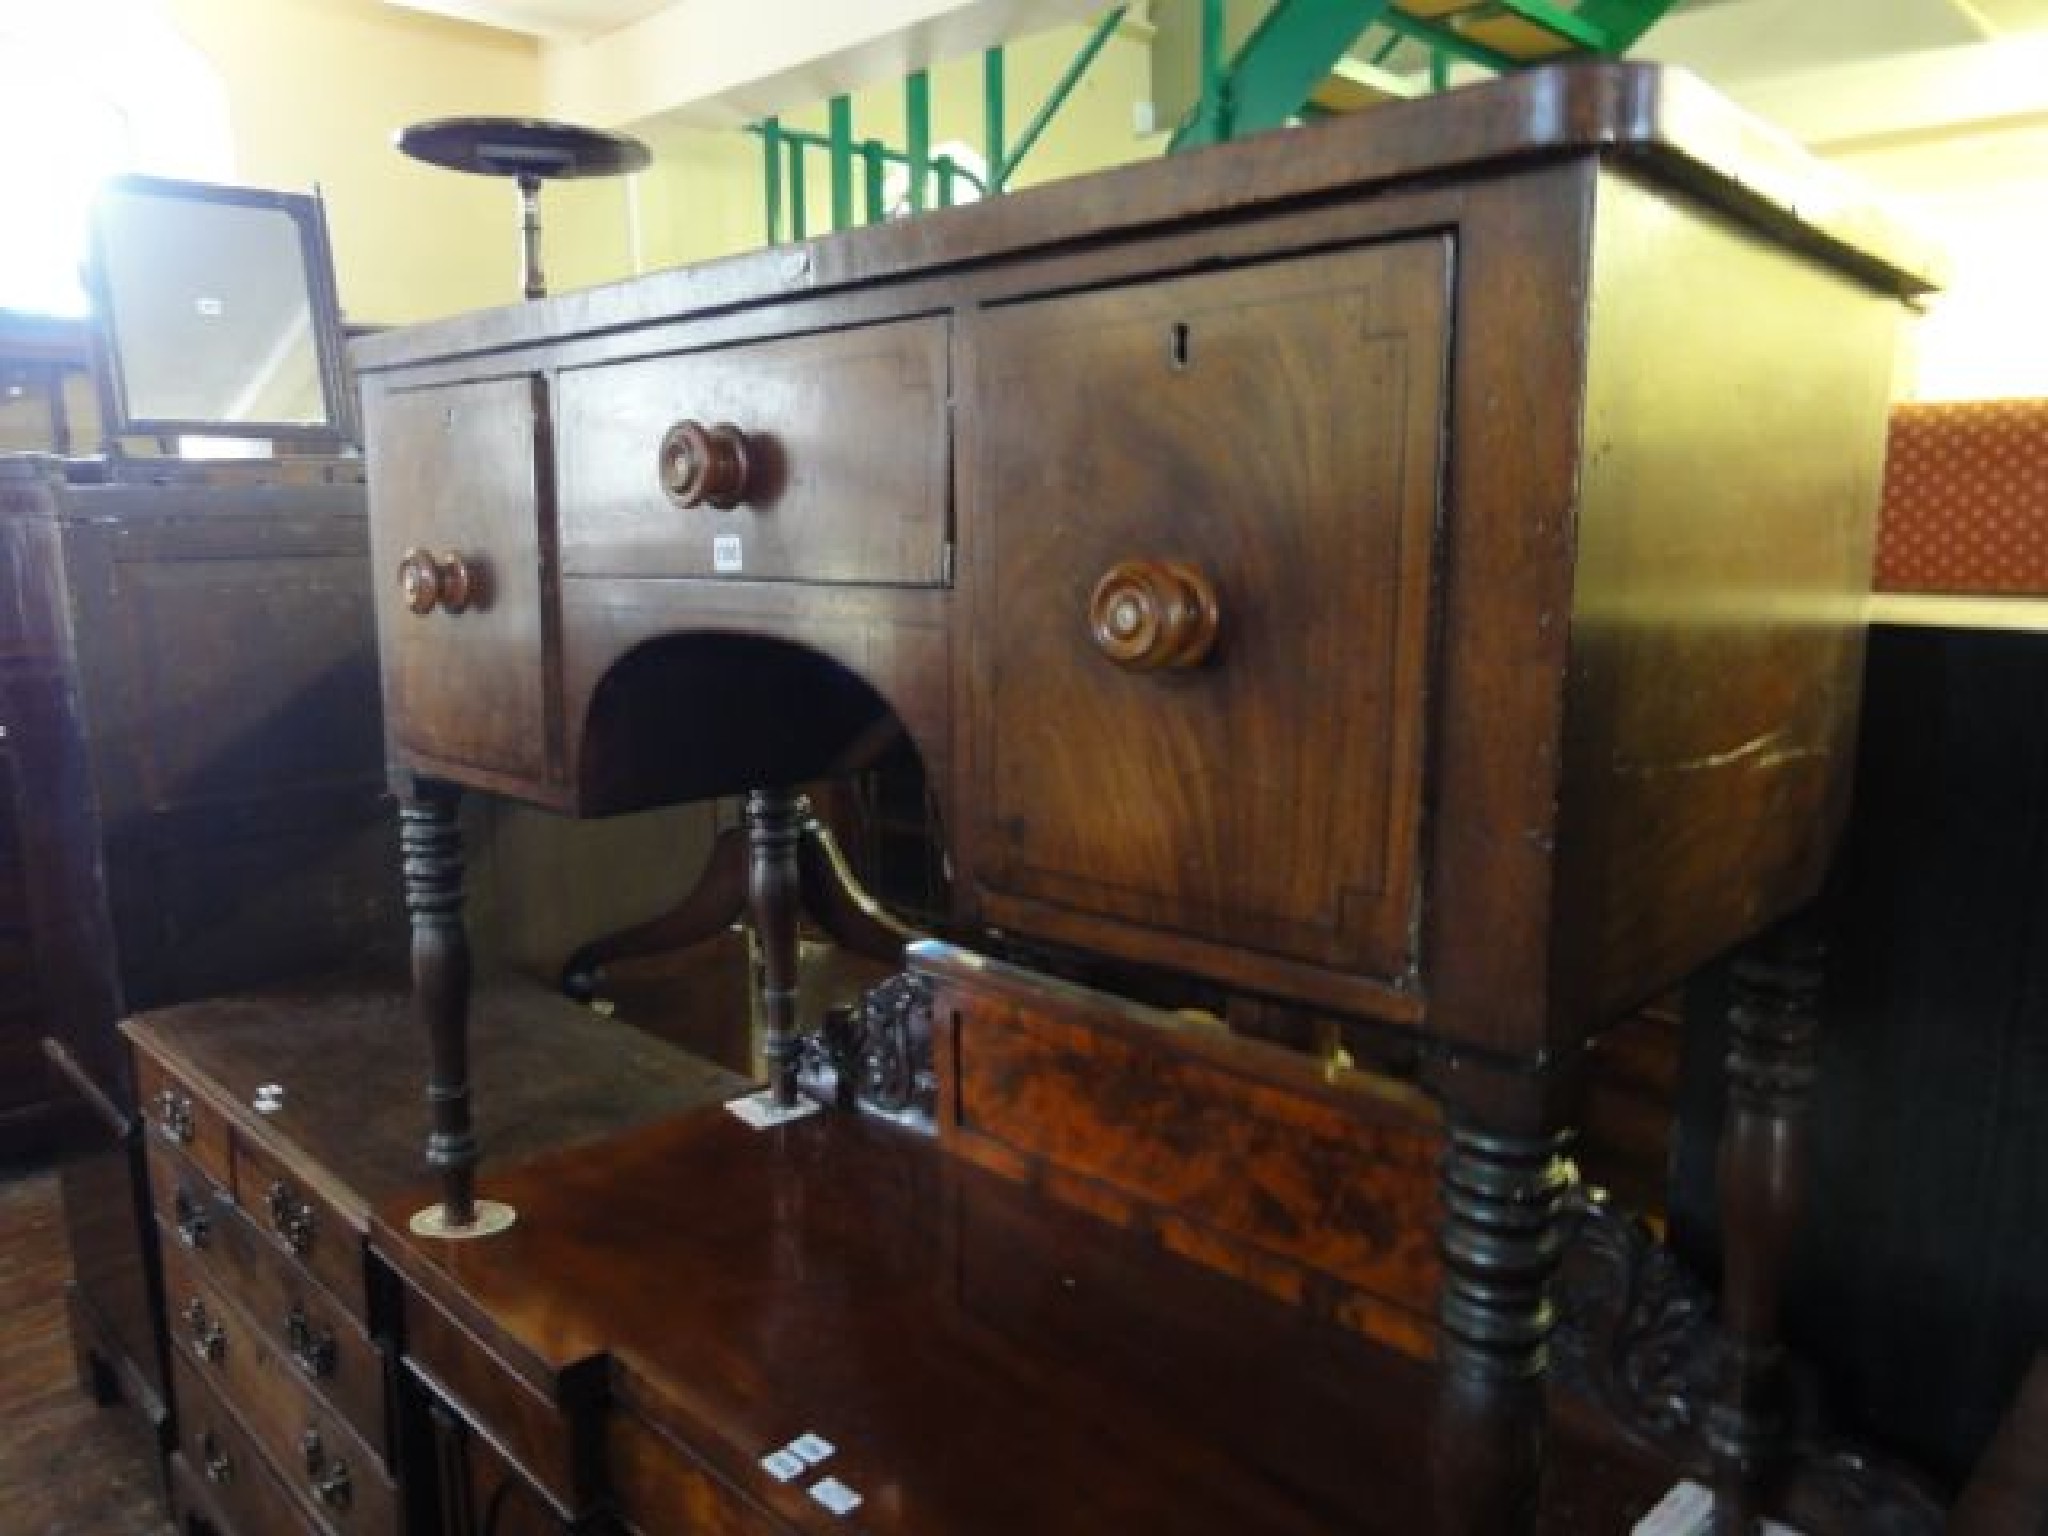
(166, 0), (551, 324)
(547, 20), (1161, 291)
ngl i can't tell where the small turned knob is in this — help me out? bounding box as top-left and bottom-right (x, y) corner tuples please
(1089, 559), (1220, 671)
(659, 419), (752, 509)
(398, 548), (478, 615)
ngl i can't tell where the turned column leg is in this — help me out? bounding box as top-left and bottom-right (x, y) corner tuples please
(1433, 1114), (1577, 1535)
(747, 788), (805, 1107)
(1708, 927), (1823, 1533)
(401, 784), (478, 1230)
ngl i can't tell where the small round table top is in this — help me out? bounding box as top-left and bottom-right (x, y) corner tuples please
(396, 116), (651, 181)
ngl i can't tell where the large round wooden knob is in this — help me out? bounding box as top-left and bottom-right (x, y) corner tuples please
(1088, 559), (1220, 671)
(659, 419), (752, 509)
(398, 548), (479, 615)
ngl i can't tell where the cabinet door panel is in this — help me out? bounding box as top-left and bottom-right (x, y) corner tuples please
(366, 375), (556, 783)
(964, 238), (1449, 978)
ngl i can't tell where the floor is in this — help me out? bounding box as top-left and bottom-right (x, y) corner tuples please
(0, 1170), (174, 1536)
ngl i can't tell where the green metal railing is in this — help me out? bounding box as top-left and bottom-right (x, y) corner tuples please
(1170, 0), (1676, 151)
(750, 6), (1127, 245)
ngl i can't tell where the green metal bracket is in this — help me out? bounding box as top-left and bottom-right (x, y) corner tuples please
(1172, 0), (1393, 151)
(993, 5), (1127, 190)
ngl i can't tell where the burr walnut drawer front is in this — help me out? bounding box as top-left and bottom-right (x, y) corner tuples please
(233, 1128), (368, 1326)
(164, 1237), (399, 1535)
(171, 1354), (325, 1536)
(962, 237), (1449, 982)
(556, 318), (950, 585)
(137, 1050), (233, 1192)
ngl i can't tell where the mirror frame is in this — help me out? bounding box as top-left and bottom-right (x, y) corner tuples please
(85, 173), (357, 450)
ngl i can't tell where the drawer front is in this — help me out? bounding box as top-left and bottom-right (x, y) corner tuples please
(557, 318), (949, 585)
(165, 1238), (399, 1535)
(158, 1170), (387, 1460)
(136, 1051), (232, 1191)
(407, 1290), (584, 1513)
(963, 238), (1449, 978)
(148, 1136), (231, 1263)
(171, 1359), (324, 1536)
(233, 1129), (368, 1325)
(613, 1412), (790, 1536)
(365, 373), (557, 781)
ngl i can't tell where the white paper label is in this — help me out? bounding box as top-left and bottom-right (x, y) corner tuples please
(725, 1089), (822, 1131)
(760, 1449), (805, 1483)
(713, 534), (743, 573)
(1633, 1481), (1800, 1536)
(809, 1477), (862, 1516)
(789, 1433), (836, 1466)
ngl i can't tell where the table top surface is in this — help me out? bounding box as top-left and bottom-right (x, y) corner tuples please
(375, 1102), (1669, 1534)
(354, 62), (1940, 377)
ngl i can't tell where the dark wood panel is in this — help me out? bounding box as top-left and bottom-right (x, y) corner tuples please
(158, 1169), (386, 1459)
(229, 1115), (373, 1326)
(1552, 172), (1901, 1042)
(169, 1352), (325, 1536)
(962, 238), (1445, 979)
(161, 1235), (397, 1535)
(558, 317), (949, 585)
(365, 373), (558, 783)
(407, 1293), (592, 1513)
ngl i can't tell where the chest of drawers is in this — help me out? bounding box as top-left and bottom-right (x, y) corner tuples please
(125, 980), (746, 1535)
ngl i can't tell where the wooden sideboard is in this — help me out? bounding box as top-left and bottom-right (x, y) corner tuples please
(353, 64), (1936, 1532)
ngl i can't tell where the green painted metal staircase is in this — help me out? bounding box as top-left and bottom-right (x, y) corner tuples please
(749, 6), (1128, 245)
(1173, 0), (1679, 149)
(750, 0), (1676, 245)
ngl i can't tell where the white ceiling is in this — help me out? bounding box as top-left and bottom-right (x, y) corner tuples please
(384, 0), (673, 42)
(1646, 0), (2048, 83)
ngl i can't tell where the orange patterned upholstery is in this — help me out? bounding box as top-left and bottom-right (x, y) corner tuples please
(1878, 399), (2048, 595)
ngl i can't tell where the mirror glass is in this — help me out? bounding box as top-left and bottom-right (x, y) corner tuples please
(89, 176), (351, 444)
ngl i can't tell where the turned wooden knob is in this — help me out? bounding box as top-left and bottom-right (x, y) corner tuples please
(1088, 559), (1220, 670)
(659, 419), (752, 509)
(398, 548), (479, 615)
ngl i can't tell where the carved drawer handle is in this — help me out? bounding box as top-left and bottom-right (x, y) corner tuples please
(301, 1427), (353, 1511)
(266, 1180), (317, 1256)
(285, 1302), (337, 1380)
(398, 548), (482, 615)
(182, 1296), (226, 1364)
(152, 1088), (194, 1145)
(173, 1189), (211, 1250)
(659, 419), (753, 509)
(1088, 559), (1221, 671)
(199, 1429), (233, 1486)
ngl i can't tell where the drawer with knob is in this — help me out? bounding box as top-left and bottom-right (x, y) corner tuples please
(171, 1353), (324, 1536)
(961, 238), (1450, 985)
(147, 1131), (387, 1454)
(365, 372), (556, 783)
(556, 317), (950, 585)
(233, 1127), (367, 1325)
(162, 1236), (398, 1534)
(137, 1049), (233, 1191)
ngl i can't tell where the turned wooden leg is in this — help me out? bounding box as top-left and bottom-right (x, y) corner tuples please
(747, 788), (804, 1106)
(1708, 928), (1823, 1533)
(401, 784), (475, 1228)
(1434, 1115), (1577, 1535)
